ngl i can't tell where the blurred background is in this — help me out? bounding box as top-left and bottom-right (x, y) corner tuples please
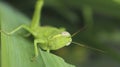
(1, 0), (120, 67)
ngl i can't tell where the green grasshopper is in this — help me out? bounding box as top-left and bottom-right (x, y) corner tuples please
(1, 0), (72, 58)
(1, 0), (103, 58)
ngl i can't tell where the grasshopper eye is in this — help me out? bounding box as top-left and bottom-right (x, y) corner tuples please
(61, 32), (70, 37)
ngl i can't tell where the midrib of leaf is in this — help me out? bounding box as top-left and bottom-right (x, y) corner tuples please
(0, 2), (75, 67)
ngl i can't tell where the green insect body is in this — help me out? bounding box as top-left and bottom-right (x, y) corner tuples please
(32, 26), (72, 52)
(2, 0), (72, 57)
(29, 0), (71, 54)
(12, 25), (72, 57)
(1, 0), (104, 58)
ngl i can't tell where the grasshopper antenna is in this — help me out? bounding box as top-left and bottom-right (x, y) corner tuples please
(71, 26), (86, 37)
(72, 42), (105, 53)
(71, 30), (81, 37)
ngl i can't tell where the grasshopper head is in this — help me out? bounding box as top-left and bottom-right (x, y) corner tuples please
(48, 31), (72, 50)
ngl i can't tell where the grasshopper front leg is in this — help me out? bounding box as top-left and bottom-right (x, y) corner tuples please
(32, 39), (49, 59)
(33, 39), (47, 57)
(34, 39), (39, 58)
(31, 39), (43, 61)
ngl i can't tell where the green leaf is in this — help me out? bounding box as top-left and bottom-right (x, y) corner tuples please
(0, 2), (75, 67)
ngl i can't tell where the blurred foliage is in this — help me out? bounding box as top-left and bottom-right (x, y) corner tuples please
(1, 0), (120, 67)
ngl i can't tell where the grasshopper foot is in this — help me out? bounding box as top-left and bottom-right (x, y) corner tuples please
(30, 56), (38, 62)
